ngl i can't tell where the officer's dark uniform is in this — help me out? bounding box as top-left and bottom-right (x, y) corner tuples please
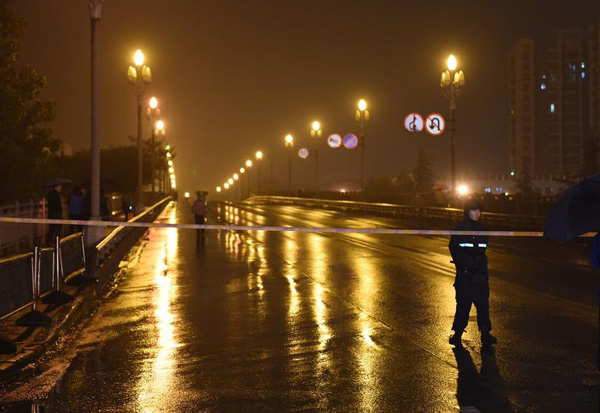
(449, 201), (496, 346)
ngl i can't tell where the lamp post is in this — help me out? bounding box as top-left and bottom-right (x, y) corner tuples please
(127, 49), (151, 212)
(146, 97), (161, 200)
(440, 54), (465, 195)
(239, 167), (245, 200)
(255, 151), (263, 195)
(310, 121), (322, 192)
(245, 160), (253, 197)
(88, 0), (103, 241)
(233, 173), (240, 201)
(166, 148), (172, 194)
(155, 120), (165, 193)
(355, 99), (370, 196)
(285, 134), (294, 193)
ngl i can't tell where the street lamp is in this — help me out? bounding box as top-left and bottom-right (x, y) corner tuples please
(355, 99), (370, 196)
(127, 49), (152, 212)
(310, 121), (322, 192)
(88, 0), (103, 242)
(440, 54), (465, 195)
(233, 173), (240, 201)
(246, 159), (253, 197)
(285, 134), (294, 193)
(146, 96), (161, 199)
(239, 167), (245, 199)
(216, 186), (222, 193)
(255, 151), (263, 195)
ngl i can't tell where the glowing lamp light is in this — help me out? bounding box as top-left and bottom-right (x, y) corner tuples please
(134, 49), (144, 66)
(246, 160), (252, 168)
(228, 178), (234, 185)
(170, 173), (175, 180)
(457, 185), (468, 195)
(184, 192), (190, 199)
(168, 160), (173, 166)
(149, 96), (158, 109)
(233, 173), (239, 180)
(156, 120), (165, 131)
(240, 167), (245, 174)
(285, 134), (293, 145)
(312, 120), (321, 131)
(165, 145), (171, 150)
(166, 152), (171, 158)
(216, 186), (222, 192)
(256, 151), (263, 160)
(168, 167), (174, 173)
(224, 183), (230, 189)
(447, 54), (457, 71)
(358, 99), (367, 111)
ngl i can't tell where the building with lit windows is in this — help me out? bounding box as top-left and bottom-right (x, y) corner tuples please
(509, 18), (600, 179)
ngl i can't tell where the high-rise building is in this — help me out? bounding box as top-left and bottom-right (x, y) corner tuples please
(510, 25), (597, 178)
(508, 39), (536, 177)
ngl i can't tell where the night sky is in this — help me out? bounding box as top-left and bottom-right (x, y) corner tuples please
(11, 0), (600, 193)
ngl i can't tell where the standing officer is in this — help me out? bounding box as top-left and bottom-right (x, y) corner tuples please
(191, 191), (207, 242)
(449, 200), (497, 346)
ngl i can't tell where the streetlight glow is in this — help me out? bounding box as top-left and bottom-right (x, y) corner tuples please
(156, 119), (164, 131)
(358, 99), (367, 111)
(233, 173), (239, 180)
(228, 178), (234, 185)
(168, 160), (173, 166)
(168, 167), (174, 173)
(166, 152), (171, 158)
(184, 192), (190, 199)
(285, 134), (293, 145)
(447, 54), (457, 71)
(224, 183), (230, 189)
(246, 160), (252, 168)
(149, 96), (158, 109)
(165, 144), (171, 150)
(216, 186), (222, 192)
(458, 185), (468, 195)
(134, 49), (144, 66)
(256, 151), (263, 160)
(240, 167), (245, 174)
(312, 121), (320, 132)
(170, 173), (175, 180)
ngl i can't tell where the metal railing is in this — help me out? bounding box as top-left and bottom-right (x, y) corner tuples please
(244, 196), (547, 230)
(92, 197), (171, 270)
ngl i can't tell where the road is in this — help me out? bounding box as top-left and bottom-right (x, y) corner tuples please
(1, 200), (598, 412)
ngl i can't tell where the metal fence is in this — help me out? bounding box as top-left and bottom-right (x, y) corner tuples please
(60, 233), (86, 282)
(245, 196), (547, 230)
(0, 253), (34, 319)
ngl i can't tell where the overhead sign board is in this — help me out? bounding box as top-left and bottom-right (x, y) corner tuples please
(327, 134), (342, 149)
(404, 113), (424, 132)
(298, 148), (309, 159)
(425, 113), (445, 136)
(343, 133), (358, 149)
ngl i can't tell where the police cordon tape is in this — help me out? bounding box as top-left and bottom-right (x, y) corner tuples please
(0, 216), (592, 237)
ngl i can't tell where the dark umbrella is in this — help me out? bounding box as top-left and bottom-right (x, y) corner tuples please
(543, 173), (600, 241)
(43, 178), (72, 188)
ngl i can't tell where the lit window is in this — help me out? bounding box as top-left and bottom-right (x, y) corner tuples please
(550, 103), (555, 113)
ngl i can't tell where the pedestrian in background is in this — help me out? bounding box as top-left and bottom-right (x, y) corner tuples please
(100, 189), (112, 221)
(192, 191), (207, 242)
(46, 184), (63, 245)
(67, 186), (85, 233)
(449, 200), (497, 347)
(121, 192), (133, 221)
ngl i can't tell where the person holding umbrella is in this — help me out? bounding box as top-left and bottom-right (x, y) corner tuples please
(449, 200), (497, 347)
(46, 184), (63, 245)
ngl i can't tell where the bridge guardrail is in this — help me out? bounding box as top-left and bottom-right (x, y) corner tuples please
(244, 196), (547, 230)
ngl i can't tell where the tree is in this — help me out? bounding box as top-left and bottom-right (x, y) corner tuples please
(516, 168), (535, 195)
(412, 149), (434, 193)
(0, 0), (58, 201)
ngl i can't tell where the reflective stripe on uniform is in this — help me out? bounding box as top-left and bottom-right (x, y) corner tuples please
(478, 243), (487, 248)
(459, 243), (474, 247)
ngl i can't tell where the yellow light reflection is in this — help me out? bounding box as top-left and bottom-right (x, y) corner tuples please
(136, 204), (180, 412)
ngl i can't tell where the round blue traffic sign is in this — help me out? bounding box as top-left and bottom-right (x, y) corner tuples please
(343, 133), (358, 149)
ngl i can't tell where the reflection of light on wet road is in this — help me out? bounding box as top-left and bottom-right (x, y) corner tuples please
(136, 204), (180, 412)
(314, 284), (331, 348)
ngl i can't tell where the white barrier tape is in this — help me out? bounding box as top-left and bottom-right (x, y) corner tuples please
(0, 216), (587, 237)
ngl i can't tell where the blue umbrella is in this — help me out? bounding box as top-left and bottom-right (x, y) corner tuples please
(543, 173), (600, 241)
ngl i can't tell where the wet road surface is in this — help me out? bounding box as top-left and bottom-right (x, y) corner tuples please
(1, 201), (599, 411)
